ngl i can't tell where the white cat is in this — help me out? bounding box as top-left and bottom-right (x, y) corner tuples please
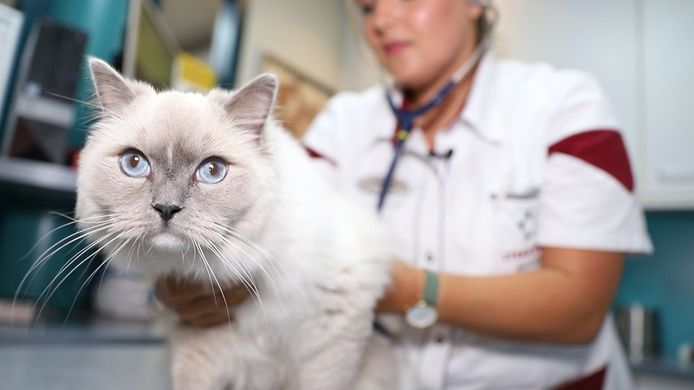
(76, 58), (399, 390)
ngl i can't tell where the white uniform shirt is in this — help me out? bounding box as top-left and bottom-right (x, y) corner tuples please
(303, 53), (653, 390)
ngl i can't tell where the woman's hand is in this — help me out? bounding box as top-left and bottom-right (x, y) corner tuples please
(155, 276), (250, 327)
(376, 261), (425, 314)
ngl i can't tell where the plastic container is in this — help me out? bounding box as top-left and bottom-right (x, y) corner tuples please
(615, 303), (659, 362)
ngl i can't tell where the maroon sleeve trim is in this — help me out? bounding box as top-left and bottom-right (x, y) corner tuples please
(303, 145), (337, 167)
(548, 129), (634, 192)
(552, 366), (607, 390)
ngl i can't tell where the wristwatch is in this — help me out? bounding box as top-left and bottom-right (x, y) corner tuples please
(405, 270), (439, 329)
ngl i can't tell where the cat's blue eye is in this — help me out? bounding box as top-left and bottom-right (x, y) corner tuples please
(119, 149), (151, 178)
(196, 157), (228, 184)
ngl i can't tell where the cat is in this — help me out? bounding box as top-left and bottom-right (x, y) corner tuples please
(76, 58), (400, 390)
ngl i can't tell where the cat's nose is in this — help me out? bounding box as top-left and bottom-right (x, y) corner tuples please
(152, 204), (182, 221)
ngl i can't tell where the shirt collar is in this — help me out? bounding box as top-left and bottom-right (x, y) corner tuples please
(460, 51), (506, 143)
(381, 51), (505, 143)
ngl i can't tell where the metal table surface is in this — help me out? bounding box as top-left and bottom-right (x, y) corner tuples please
(0, 343), (170, 390)
(0, 321), (171, 390)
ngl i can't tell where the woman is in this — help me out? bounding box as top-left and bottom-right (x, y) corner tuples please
(157, 0), (652, 388)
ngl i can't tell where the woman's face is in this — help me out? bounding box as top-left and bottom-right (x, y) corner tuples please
(356, 0), (483, 90)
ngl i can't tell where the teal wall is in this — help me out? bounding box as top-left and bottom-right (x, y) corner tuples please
(616, 211), (694, 360)
(0, 203), (98, 314)
(49, 0), (130, 148)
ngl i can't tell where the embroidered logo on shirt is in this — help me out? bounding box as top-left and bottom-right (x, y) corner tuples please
(358, 177), (408, 194)
(516, 209), (538, 241)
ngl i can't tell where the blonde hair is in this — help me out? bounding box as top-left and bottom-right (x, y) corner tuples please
(476, 5), (494, 45)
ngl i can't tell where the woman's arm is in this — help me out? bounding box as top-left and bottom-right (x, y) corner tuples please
(378, 247), (625, 344)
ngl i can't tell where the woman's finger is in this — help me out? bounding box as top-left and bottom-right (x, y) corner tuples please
(185, 311), (234, 328)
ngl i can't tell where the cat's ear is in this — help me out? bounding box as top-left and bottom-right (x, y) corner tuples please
(224, 74), (278, 134)
(87, 57), (140, 113)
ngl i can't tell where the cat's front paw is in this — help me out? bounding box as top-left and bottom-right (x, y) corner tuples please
(171, 325), (239, 390)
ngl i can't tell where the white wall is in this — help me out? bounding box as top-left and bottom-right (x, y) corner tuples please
(236, 0), (345, 91)
(237, 0), (381, 92)
(339, 3), (381, 91)
(493, 0), (641, 164)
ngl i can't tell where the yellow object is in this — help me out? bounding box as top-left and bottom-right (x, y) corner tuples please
(172, 52), (217, 92)
(396, 129), (409, 141)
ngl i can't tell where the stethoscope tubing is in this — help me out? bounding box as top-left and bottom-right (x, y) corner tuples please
(376, 6), (497, 213)
(377, 81), (455, 211)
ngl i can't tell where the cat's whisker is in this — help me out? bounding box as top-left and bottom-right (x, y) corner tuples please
(12, 221), (115, 322)
(193, 241), (219, 307)
(211, 221), (277, 261)
(200, 227), (276, 306)
(33, 248), (102, 322)
(197, 235), (255, 294)
(135, 234), (145, 270)
(48, 211), (123, 223)
(182, 241), (191, 267)
(35, 229), (131, 321)
(208, 222), (300, 303)
(42, 226), (120, 296)
(145, 241), (155, 256)
(96, 238), (127, 295)
(204, 247), (252, 328)
(64, 235), (134, 324)
(208, 239), (262, 305)
(24, 216), (117, 273)
(46, 91), (120, 119)
(32, 230), (118, 318)
(201, 228), (266, 286)
(38, 227), (136, 320)
(194, 241), (235, 328)
(211, 221), (294, 288)
(19, 219), (113, 283)
(195, 234), (264, 313)
(190, 241), (199, 274)
(16, 235), (88, 303)
(17, 213), (113, 263)
(124, 234), (141, 274)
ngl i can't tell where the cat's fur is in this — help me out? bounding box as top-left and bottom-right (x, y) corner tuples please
(76, 58), (399, 390)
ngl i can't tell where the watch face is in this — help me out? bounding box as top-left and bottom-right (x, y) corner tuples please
(406, 304), (438, 329)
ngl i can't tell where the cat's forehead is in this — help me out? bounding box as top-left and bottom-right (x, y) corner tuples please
(117, 90), (254, 162)
(145, 91), (212, 128)
(129, 92), (216, 143)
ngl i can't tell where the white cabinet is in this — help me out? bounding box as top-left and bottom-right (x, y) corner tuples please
(494, 0), (694, 208)
(640, 0), (694, 208)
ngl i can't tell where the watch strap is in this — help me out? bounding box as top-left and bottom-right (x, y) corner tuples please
(423, 270), (439, 307)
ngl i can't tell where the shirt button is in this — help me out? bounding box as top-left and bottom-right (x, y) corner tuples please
(434, 334), (446, 343)
(426, 253), (434, 263)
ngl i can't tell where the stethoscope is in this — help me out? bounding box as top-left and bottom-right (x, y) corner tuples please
(376, 7), (496, 212)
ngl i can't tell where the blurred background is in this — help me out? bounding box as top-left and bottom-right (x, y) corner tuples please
(0, 0), (692, 389)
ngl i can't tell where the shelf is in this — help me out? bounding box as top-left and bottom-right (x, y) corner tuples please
(633, 357), (694, 381)
(0, 319), (168, 346)
(0, 157), (76, 208)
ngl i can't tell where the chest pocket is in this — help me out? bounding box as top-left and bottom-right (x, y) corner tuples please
(351, 138), (412, 211)
(493, 186), (542, 274)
